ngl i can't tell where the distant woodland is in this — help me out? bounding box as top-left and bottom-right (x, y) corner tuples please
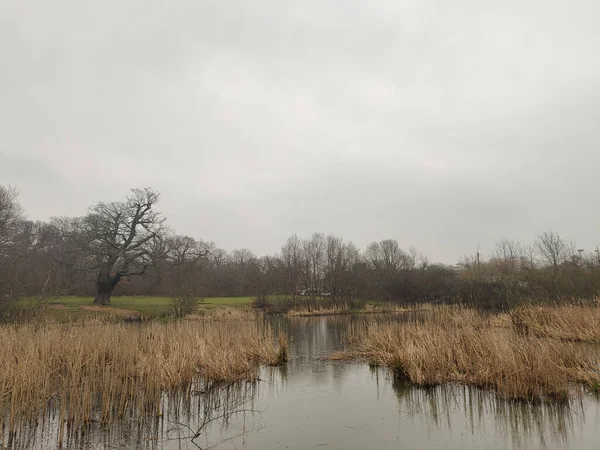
(2, 185), (599, 315)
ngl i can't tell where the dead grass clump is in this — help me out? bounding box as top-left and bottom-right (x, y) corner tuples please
(276, 333), (289, 365)
(285, 302), (426, 317)
(365, 303), (420, 314)
(485, 312), (512, 328)
(354, 317), (600, 401)
(510, 305), (600, 342)
(286, 304), (350, 317)
(422, 304), (487, 328)
(186, 307), (260, 321)
(0, 320), (286, 436)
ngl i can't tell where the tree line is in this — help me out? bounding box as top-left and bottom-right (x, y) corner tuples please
(1, 185), (600, 319)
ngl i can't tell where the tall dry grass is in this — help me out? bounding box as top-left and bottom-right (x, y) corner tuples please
(0, 320), (286, 440)
(510, 305), (600, 342)
(285, 304), (354, 317)
(185, 307), (261, 321)
(285, 303), (429, 317)
(351, 307), (600, 401)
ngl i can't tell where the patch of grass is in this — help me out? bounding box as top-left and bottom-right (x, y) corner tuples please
(41, 296), (263, 321)
(201, 296), (256, 308)
(46, 296), (173, 318)
(368, 359), (381, 369)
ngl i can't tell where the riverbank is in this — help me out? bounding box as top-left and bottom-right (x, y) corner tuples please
(42, 295), (258, 321)
(34, 296), (422, 321)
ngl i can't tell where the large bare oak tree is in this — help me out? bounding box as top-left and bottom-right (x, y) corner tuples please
(77, 188), (165, 305)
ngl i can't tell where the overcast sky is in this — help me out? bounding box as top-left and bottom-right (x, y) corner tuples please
(1, 0), (599, 263)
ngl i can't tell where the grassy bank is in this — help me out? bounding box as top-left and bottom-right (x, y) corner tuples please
(339, 306), (600, 401)
(42, 295), (257, 321)
(0, 320), (287, 438)
(43, 296), (422, 320)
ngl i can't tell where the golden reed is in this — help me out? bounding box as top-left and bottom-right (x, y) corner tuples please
(0, 320), (286, 436)
(510, 304), (600, 342)
(350, 306), (600, 401)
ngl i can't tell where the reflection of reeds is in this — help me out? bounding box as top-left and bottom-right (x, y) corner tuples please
(510, 305), (600, 342)
(393, 383), (578, 448)
(13, 380), (262, 450)
(350, 307), (600, 401)
(276, 332), (289, 365)
(0, 320), (287, 445)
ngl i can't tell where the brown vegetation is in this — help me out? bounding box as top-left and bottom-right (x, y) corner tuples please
(510, 304), (600, 342)
(186, 307), (261, 321)
(345, 307), (600, 401)
(0, 320), (286, 439)
(285, 303), (427, 317)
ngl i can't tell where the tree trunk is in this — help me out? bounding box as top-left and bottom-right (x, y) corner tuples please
(93, 272), (122, 306)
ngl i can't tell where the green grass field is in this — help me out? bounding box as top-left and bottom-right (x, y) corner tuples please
(26, 295), (386, 321)
(44, 295), (256, 320)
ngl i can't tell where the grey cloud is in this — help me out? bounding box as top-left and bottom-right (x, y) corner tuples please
(1, 0), (599, 263)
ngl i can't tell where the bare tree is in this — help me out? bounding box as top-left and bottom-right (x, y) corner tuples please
(205, 246), (231, 295)
(489, 239), (527, 305)
(365, 239), (411, 273)
(493, 239), (523, 262)
(167, 235), (209, 317)
(302, 233), (325, 296)
(323, 235), (361, 299)
(324, 235), (344, 297)
(1, 219), (56, 321)
(0, 186), (24, 317)
(535, 232), (574, 268)
(281, 234), (303, 296)
(230, 248), (258, 295)
(253, 255), (284, 306)
(491, 239), (526, 276)
(535, 231), (575, 295)
(0, 185), (23, 251)
(76, 188), (165, 305)
(209, 246), (227, 267)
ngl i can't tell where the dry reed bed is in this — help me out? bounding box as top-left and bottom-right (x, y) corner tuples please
(185, 307), (261, 321)
(0, 320), (286, 434)
(510, 305), (600, 342)
(286, 303), (426, 317)
(347, 307), (600, 401)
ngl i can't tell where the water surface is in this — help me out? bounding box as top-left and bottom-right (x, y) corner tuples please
(24, 315), (600, 449)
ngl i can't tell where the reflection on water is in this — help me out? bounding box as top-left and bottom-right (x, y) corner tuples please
(5, 380), (260, 450)
(392, 381), (589, 449)
(3, 315), (600, 449)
